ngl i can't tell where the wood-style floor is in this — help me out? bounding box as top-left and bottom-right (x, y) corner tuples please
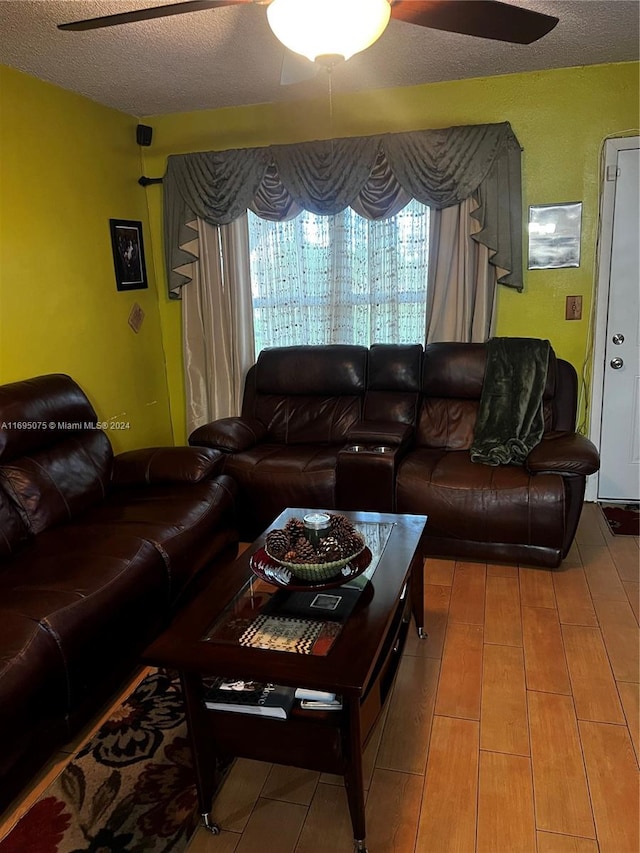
(1, 503), (638, 852)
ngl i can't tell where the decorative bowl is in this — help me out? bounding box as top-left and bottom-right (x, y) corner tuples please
(265, 546), (366, 581)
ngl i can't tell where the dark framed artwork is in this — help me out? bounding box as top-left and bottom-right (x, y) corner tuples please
(109, 219), (148, 291)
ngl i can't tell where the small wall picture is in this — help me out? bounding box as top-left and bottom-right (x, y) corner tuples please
(528, 202), (582, 270)
(109, 219), (148, 291)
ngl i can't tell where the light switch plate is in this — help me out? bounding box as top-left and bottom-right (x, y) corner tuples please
(565, 296), (582, 320)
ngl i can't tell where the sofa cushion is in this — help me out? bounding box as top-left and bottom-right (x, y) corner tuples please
(223, 445), (339, 534)
(0, 430), (112, 534)
(0, 609), (69, 784)
(396, 448), (565, 548)
(78, 474), (238, 596)
(254, 395), (362, 445)
(254, 346), (367, 396)
(0, 374), (103, 462)
(0, 533), (167, 708)
(245, 346), (367, 445)
(416, 343), (558, 449)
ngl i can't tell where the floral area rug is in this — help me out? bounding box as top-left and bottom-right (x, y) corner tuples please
(0, 669), (199, 853)
(600, 502), (640, 536)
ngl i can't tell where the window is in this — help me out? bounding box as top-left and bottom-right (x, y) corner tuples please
(248, 199), (430, 354)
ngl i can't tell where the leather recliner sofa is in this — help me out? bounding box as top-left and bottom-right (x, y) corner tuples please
(190, 342), (599, 569)
(0, 374), (239, 810)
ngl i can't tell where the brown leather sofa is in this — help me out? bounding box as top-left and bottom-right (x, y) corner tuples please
(190, 342), (599, 569)
(0, 374), (238, 810)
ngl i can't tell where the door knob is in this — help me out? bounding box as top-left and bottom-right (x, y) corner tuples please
(610, 357), (624, 369)
(612, 333), (625, 345)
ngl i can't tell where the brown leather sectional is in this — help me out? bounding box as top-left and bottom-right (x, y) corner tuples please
(190, 342), (599, 568)
(0, 374), (238, 810)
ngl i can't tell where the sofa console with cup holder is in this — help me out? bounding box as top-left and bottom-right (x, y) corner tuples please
(189, 342), (599, 569)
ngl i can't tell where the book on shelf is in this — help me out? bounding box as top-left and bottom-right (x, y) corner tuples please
(295, 687), (342, 711)
(203, 678), (296, 719)
(294, 687), (336, 702)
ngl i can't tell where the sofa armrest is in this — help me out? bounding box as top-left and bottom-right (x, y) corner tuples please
(526, 431), (600, 476)
(189, 417), (267, 453)
(111, 446), (224, 486)
(346, 421), (413, 447)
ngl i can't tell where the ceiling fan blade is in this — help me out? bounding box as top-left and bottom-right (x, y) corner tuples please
(57, 0), (250, 32)
(390, 0), (559, 44)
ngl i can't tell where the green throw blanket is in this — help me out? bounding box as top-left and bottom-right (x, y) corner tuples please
(470, 337), (551, 466)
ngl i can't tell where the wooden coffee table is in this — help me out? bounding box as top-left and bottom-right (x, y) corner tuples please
(143, 508), (427, 853)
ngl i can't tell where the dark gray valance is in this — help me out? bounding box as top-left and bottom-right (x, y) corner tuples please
(164, 122), (523, 297)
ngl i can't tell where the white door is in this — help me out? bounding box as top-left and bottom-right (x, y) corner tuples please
(596, 143), (640, 501)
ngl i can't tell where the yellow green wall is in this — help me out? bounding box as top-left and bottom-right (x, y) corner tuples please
(143, 61), (638, 444)
(0, 66), (173, 452)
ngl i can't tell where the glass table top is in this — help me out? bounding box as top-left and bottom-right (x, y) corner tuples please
(202, 520), (395, 656)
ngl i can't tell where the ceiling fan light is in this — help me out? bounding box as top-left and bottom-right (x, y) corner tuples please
(267, 0), (391, 63)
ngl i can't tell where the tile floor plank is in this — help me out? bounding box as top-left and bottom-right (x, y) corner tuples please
(435, 622), (483, 720)
(622, 580), (639, 624)
(261, 765), (319, 806)
(235, 798), (307, 853)
(294, 784), (354, 853)
(561, 624), (625, 723)
(579, 720), (640, 853)
(424, 557), (455, 586)
(476, 751), (535, 853)
(415, 716), (479, 853)
(617, 681), (640, 765)
(552, 565), (598, 627)
(484, 575), (522, 646)
(580, 544), (628, 601)
(211, 759), (273, 833)
(522, 606), (571, 694)
(607, 535), (640, 584)
(536, 832), (599, 853)
(480, 644), (529, 755)
(404, 584), (450, 659)
(592, 597), (640, 683)
(187, 828), (241, 853)
(519, 567), (556, 609)
(487, 562), (519, 578)
(528, 691), (595, 839)
(376, 655), (439, 774)
(365, 769), (423, 853)
(448, 562), (486, 625)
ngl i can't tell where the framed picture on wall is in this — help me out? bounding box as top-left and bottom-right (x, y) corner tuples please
(527, 202), (583, 270)
(109, 219), (148, 291)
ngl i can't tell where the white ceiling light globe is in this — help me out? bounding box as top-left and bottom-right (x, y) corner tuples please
(267, 0), (391, 63)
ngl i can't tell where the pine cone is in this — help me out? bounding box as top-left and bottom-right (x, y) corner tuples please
(285, 517), (305, 539)
(336, 530), (365, 558)
(317, 536), (342, 562)
(330, 514), (352, 534)
(265, 529), (290, 559)
(292, 536), (317, 563)
(283, 550), (298, 563)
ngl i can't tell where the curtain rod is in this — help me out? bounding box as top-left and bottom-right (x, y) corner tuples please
(138, 176), (163, 186)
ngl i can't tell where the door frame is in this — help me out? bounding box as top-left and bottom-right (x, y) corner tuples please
(586, 135), (640, 501)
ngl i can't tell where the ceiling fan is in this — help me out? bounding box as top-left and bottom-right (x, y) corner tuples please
(58, 0), (560, 64)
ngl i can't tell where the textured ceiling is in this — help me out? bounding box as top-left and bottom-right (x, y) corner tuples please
(0, 0), (638, 116)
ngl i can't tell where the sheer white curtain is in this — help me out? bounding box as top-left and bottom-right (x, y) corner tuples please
(247, 199), (430, 352)
(182, 215), (255, 434)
